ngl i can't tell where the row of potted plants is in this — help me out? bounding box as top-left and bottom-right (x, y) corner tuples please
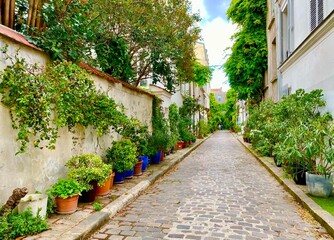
(244, 89), (334, 198)
(18, 96), (207, 218)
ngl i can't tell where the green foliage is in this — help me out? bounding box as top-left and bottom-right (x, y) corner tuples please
(48, 178), (83, 199)
(0, 52), (128, 153)
(179, 96), (199, 139)
(198, 119), (210, 136)
(92, 202), (103, 212)
(106, 139), (138, 173)
(0, 209), (48, 239)
(95, 37), (134, 82)
(27, 0), (96, 62)
(24, 0), (201, 90)
(66, 153), (112, 190)
(192, 62), (212, 87)
(149, 97), (172, 152)
(208, 93), (224, 132)
(225, 0), (267, 101)
(222, 89), (238, 130)
(246, 89), (334, 178)
(168, 103), (180, 147)
(119, 117), (149, 157)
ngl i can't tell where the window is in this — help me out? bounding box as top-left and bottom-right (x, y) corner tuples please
(310, 0), (324, 31)
(218, 96), (221, 102)
(271, 0), (275, 17)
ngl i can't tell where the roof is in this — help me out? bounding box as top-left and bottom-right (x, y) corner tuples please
(210, 88), (222, 92)
(79, 63), (155, 98)
(0, 24), (42, 52)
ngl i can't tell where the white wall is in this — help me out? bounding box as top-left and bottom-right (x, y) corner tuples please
(280, 15), (334, 113)
(0, 33), (153, 204)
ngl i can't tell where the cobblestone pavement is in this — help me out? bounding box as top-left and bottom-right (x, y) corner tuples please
(90, 131), (332, 240)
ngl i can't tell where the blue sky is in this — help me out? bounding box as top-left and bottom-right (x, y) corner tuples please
(203, 0), (230, 21)
(190, 0), (235, 91)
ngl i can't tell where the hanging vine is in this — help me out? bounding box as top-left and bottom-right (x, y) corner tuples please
(0, 48), (129, 154)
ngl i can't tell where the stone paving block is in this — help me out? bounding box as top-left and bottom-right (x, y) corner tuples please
(120, 230), (136, 236)
(91, 132), (333, 240)
(108, 236), (124, 240)
(105, 229), (122, 235)
(94, 233), (108, 239)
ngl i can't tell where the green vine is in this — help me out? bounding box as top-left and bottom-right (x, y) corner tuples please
(0, 49), (128, 154)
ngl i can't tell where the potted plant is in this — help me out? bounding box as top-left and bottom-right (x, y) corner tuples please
(168, 103), (180, 151)
(106, 139), (138, 183)
(47, 178), (84, 214)
(198, 119), (209, 139)
(305, 117), (334, 197)
(66, 153), (111, 202)
(18, 193), (48, 219)
(118, 117), (149, 175)
(148, 131), (168, 164)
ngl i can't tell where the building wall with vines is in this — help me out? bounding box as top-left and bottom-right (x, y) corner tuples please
(0, 28), (153, 203)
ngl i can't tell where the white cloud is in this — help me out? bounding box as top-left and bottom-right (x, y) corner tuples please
(190, 0), (236, 92)
(190, 0), (208, 20)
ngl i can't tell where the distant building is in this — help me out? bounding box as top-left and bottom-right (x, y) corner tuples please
(211, 88), (226, 103)
(142, 42), (211, 122)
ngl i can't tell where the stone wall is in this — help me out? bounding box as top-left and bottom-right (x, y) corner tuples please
(0, 28), (153, 204)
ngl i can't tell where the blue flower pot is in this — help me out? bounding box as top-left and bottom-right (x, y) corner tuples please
(125, 168), (134, 179)
(139, 156), (149, 171)
(152, 151), (161, 164)
(114, 171), (126, 184)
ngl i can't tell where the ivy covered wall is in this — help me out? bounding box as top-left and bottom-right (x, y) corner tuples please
(0, 31), (153, 203)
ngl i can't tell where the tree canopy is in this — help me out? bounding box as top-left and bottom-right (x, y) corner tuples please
(192, 62), (213, 87)
(224, 0), (267, 101)
(25, 0), (201, 91)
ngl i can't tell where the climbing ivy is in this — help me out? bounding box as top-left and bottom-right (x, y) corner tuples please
(0, 50), (128, 154)
(224, 0), (267, 101)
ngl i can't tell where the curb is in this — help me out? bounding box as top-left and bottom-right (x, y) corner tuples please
(58, 137), (209, 240)
(235, 134), (334, 238)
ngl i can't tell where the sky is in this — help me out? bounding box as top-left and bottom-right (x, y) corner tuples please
(190, 0), (236, 91)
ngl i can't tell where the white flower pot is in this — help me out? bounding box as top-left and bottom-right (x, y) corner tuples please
(306, 172), (333, 198)
(18, 194), (48, 219)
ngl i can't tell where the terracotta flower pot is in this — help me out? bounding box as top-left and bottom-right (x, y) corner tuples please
(134, 160), (143, 176)
(96, 176), (111, 196)
(160, 150), (165, 161)
(177, 141), (183, 150)
(79, 181), (98, 203)
(55, 195), (79, 214)
(109, 172), (115, 189)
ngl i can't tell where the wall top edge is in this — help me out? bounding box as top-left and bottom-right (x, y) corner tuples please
(0, 24), (42, 52)
(0, 24), (154, 99)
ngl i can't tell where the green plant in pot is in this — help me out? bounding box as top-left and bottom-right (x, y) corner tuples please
(47, 178), (84, 214)
(304, 117), (334, 197)
(66, 153), (111, 202)
(198, 119), (209, 138)
(106, 139), (138, 183)
(119, 117), (149, 157)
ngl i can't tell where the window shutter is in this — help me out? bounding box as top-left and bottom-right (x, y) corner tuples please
(310, 0), (317, 31)
(310, 0), (324, 31)
(318, 0), (324, 24)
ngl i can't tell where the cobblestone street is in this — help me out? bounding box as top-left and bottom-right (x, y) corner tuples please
(91, 131), (332, 240)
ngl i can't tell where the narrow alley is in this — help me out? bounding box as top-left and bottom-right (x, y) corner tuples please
(90, 131), (332, 240)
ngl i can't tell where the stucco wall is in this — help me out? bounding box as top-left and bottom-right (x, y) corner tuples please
(280, 15), (334, 113)
(0, 32), (153, 204)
